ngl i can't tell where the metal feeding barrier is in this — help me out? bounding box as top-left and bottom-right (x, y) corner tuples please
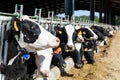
(0, 4), (22, 80)
(0, 16), (12, 80)
(0, 3), (23, 64)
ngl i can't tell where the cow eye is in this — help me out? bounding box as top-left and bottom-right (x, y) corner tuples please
(83, 32), (86, 34)
(31, 26), (35, 30)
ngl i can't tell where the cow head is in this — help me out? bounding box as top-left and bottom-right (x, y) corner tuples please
(91, 25), (109, 46)
(54, 24), (77, 51)
(76, 26), (98, 41)
(12, 15), (60, 52)
(91, 26), (105, 41)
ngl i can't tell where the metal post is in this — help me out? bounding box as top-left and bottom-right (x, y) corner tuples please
(90, 0), (95, 21)
(3, 22), (11, 64)
(34, 8), (37, 16)
(38, 9), (42, 23)
(99, 0), (103, 22)
(14, 4), (23, 20)
(48, 11), (50, 18)
(0, 21), (2, 63)
(20, 5), (23, 20)
(0, 22), (5, 80)
(0, 22), (5, 62)
(51, 11), (54, 23)
(65, 0), (74, 21)
(14, 4), (17, 13)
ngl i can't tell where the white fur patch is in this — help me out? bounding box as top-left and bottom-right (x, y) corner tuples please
(64, 24), (75, 49)
(35, 48), (53, 76)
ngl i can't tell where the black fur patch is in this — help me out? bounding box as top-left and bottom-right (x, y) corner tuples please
(0, 63), (27, 79)
(21, 20), (41, 43)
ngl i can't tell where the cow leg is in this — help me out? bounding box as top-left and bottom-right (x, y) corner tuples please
(52, 53), (66, 68)
(84, 51), (96, 64)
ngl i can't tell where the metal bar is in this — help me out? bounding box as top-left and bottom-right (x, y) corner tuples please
(0, 22), (5, 61)
(48, 11), (50, 18)
(20, 5), (23, 20)
(0, 16), (12, 21)
(38, 9), (42, 23)
(0, 12), (17, 17)
(34, 8), (37, 16)
(14, 4), (17, 13)
(3, 22), (11, 64)
(0, 21), (2, 62)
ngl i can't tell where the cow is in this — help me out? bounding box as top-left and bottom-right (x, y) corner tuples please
(33, 46), (66, 79)
(52, 24), (86, 76)
(75, 26), (98, 64)
(91, 25), (110, 46)
(0, 15), (60, 80)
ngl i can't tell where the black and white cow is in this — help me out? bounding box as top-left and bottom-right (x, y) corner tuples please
(75, 26), (98, 64)
(52, 24), (86, 76)
(0, 15), (60, 79)
(91, 25), (110, 46)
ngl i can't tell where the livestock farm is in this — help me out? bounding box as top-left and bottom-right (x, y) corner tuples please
(0, 2), (120, 80)
(58, 31), (120, 80)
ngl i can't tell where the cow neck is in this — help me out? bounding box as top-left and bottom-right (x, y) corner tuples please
(11, 36), (30, 61)
(14, 35), (21, 51)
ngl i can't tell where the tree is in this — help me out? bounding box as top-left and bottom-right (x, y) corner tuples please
(74, 15), (99, 22)
(115, 16), (120, 25)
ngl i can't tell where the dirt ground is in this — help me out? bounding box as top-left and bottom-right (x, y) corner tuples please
(58, 30), (120, 80)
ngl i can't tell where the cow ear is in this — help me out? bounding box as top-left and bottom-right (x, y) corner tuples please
(14, 21), (19, 31)
(78, 30), (82, 36)
(12, 17), (21, 31)
(54, 26), (62, 34)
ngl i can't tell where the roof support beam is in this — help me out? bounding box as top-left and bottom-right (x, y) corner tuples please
(64, 0), (74, 20)
(99, 0), (103, 22)
(90, 0), (95, 21)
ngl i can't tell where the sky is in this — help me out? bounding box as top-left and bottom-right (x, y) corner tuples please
(57, 10), (99, 18)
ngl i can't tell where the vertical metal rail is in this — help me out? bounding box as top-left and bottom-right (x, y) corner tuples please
(3, 22), (11, 64)
(0, 22), (5, 62)
(34, 8), (42, 23)
(0, 17), (12, 80)
(0, 21), (2, 62)
(14, 4), (23, 20)
(0, 21), (5, 80)
(38, 9), (42, 23)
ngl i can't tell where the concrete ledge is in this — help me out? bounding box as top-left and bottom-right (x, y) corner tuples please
(64, 57), (75, 72)
(34, 57), (74, 80)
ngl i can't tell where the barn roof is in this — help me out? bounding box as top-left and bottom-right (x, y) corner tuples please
(0, 0), (120, 17)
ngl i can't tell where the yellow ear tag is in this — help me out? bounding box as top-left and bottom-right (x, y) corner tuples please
(83, 32), (86, 34)
(57, 47), (62, 52)
(58, 31), (62, 34)
(78, 31), (82, 35)
(84, 48), (88, 51)
(93, 50), (96, 54)
(14, 21), (19, 31)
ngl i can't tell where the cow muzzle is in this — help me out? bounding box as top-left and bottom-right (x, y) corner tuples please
(54, 37), (60, 47)
(33, 70), (50, 79)
(65, 45), (75, 52)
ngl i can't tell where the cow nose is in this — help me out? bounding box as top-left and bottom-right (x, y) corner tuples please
(67, 45), (74, 50)
(56, 38), (60, 43)
(55, 37), (60, 45)
(40, 70), (50, 77)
